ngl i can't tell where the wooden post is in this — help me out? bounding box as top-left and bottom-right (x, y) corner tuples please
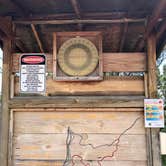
(0, 32), (12, 166)
(147, 32), (161, 166)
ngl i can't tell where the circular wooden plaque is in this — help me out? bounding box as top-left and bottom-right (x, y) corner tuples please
(58, 37), (99, 76)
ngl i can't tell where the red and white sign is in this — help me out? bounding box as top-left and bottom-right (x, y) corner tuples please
(22, 56), (45, 64)
(20, 54), (46, 93)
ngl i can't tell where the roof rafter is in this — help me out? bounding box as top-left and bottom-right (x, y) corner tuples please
(119, 22), (128, 52)
(10, 0), (45, 52)
(15, 39), (27, 52)
(70, 0), (83, 30)
(0, 17), (12, 39)
(146, 0), (166, 36)
(134, 0), (166, 51)
(13, 11), (158, 21)
(157, 19), (166, 41)
(31, 24), (44, 53)
(14, 18), (146, 25)
(70, 0), (81, 19)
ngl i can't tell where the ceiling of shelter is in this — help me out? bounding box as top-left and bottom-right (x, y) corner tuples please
(0, 0), (166, 54)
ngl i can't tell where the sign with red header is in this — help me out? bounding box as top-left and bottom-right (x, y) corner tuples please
(22, 56), (45, 64)
(20, 54), (46, 93)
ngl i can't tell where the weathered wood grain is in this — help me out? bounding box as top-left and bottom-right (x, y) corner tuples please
(103, 53), (147, 72)
(12, 53), (147, 73)
(9, 96), (144, 108)
(12, 111), (147, 165)
(14, 76), (145, 96)
(147, 33), (161, 166)
(12, 108), (143, 112)
(13, 134), (147, 160)
(13, 111), (145, 134)
(14, 160), (147, 166)
(0, 36), (12, 166)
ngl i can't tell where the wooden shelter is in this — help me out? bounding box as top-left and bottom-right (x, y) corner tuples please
(0, 0), (166, 166)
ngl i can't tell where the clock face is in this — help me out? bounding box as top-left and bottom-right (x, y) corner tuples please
(58, 37), (99, 76)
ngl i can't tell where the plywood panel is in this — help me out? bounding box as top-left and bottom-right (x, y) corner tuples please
(14, 76), (145, 96)
(14, 111), (145, 134)
(13, 134), (146, 160)
(12, 110), (147, 166)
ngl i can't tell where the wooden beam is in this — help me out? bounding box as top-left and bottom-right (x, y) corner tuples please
(147, 34), (157, 98)
(147, 0), (166, 36)
(119, 23), (128, 51)
(135, 0), (166, 51)
(103, 53), (147, 72)
(0, 29), (6, 40)
(9, 96), (144, 108)
(14, 18), (146, 25)
(70, 0), (81, 19)
(15, 40), (27, 53)
(70, 0), (83, 30)
(134, 37), (145, 52)
(0, 37), (12, 166)
(157, 19), (166, 41)
(147, 32), (161, 166)
(13, 11), (162, 21)
(0, 17), (13, 39)
(31, 24), (44, 53)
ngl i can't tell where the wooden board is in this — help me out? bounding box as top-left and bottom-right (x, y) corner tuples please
(14, 76), (145, 96)
(9, 96), (144, 108)
(11, 110), (147, 166)
(13, 134), (146, 160)
(13, 111), (145, 134)
(103, 53), (147, 72)
(0, 37), (12, 166)
(12, 53), (147, 73)
(14, 160), (147, 166)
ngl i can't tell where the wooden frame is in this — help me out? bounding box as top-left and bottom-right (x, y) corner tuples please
(53, 31), (103, 81)
(147, 32), (161, 166)
(0, 18), (12, 166)
(0, 3), (164, 164)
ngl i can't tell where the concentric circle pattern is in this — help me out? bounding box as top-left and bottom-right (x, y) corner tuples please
(58, 37), (99, 76)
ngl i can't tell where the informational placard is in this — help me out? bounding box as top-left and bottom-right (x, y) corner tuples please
(144, 99), (164, 128)
(20, 54), (46, 93)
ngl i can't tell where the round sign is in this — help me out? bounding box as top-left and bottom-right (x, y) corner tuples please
(57, 37), (99, 76)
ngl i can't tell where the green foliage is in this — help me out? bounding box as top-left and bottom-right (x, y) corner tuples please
(158, 64), (166, 166)
(157, 65), (166, 105)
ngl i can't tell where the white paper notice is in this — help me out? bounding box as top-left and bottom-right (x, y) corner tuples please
(144, 99), (164, 128)
(20, 54), (46, 93)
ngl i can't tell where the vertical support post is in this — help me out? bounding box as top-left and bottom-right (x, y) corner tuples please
(147, 32), (162, 166)
(0, 24), (12, 166)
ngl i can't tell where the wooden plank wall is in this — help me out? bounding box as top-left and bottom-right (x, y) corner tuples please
(14, 76), (144, 96)
(12, 53), (147, 73)
(11, 109), (147, 166)
(12, 53), (146, 96)
(10, 52), (147, 166)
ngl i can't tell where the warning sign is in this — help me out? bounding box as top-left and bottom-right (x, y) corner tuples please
(20, 54), (46, 93)
(144, 99), (164, 128)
